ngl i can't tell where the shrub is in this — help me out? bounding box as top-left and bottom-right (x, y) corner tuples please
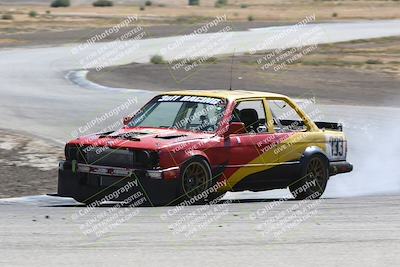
(145, 1), (152, 6)
(189, 0), (199, 6)
(50, 0), (71, 8)
(215, 0), (227, 7)
(240, 3), (248, 8)
(29, 10), (38, 17)
(1, 14), (14, 20)
(332, 12), (338, 17)
(93, 0), (114, 7)
(46, 10), (51, 14)
(216, 0), (227, 5)
(247, 15), (254, 21)
(140, 6), (145, 11)
(150, 55), (165, 64)
(366, 59), (383, 64)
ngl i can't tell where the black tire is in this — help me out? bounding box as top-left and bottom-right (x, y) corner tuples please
(289, 154), (329, 200)
(177, 157), (214, 204)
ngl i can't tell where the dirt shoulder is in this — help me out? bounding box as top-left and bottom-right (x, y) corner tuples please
(0, 129), (63, 198)
(0, 0), (399, 47)
(87, 36), (400, 107)
(1, 0), (399, 31)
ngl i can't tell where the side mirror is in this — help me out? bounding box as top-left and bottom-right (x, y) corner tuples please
(223, 122), (246, 138)
(123, 116), (132, 126)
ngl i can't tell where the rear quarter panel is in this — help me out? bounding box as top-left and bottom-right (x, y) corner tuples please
(277, 130), (347, 163)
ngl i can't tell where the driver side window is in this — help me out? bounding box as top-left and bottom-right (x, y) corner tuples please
(233, 100), (268, 134)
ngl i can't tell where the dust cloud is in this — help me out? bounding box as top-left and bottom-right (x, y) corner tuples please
(325, 105), (400, 197)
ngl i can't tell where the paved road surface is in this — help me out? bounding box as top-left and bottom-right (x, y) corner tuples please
(0, 195), (399, 266)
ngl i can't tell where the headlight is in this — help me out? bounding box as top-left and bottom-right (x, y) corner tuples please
(135, 150), (159, 168)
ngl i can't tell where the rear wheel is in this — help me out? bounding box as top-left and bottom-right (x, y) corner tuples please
(289, 155), (328, 200)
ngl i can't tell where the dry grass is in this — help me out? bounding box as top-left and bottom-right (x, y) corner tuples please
(236, 36), (400, 76)
(165, 35), (400, 78)
(302, 38), (400, 75)
(0, 0), (399, 34)
(0, 38), (26, 45)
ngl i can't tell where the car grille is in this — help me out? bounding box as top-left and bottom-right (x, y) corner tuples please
(65, 145), (158, 169)
(86, 148), (133, 168)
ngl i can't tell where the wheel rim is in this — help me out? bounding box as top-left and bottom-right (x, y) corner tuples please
(182, 162), (208, 197)
(306, 157), (326, 190)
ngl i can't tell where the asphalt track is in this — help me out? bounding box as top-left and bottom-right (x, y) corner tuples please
(0, 20), (400, 266)
(0, 195), (399, 266)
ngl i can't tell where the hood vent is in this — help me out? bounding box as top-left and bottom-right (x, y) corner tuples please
(99, 131), (148, 141)
(98, 131), (115, 138)
(155, 134), (187, 140)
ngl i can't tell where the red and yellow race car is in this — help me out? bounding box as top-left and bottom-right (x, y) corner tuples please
(58, 90), (353, 206)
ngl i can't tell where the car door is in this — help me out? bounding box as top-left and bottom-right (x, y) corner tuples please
(223, 98), (282, 189)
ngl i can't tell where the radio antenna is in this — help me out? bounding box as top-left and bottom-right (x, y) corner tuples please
(229, 49), (236, 91)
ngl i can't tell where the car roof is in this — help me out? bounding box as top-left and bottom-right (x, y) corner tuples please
(163, 90), (287, 101)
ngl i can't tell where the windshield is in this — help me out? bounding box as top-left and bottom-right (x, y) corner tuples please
(128, 95), (227, 132)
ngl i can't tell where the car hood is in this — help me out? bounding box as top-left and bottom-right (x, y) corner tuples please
(69, 127), (214, 151)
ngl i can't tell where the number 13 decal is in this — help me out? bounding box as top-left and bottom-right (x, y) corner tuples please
(328, 137), (345, 159)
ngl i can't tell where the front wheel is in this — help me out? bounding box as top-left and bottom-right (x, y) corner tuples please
(289, 155), (329, 200)
(177, 157), (219, 204)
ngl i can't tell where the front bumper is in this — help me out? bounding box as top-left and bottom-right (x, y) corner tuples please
(57, 161), (179, 206)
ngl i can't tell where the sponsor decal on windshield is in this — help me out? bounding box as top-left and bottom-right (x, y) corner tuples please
(158, 95), (222, 105)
